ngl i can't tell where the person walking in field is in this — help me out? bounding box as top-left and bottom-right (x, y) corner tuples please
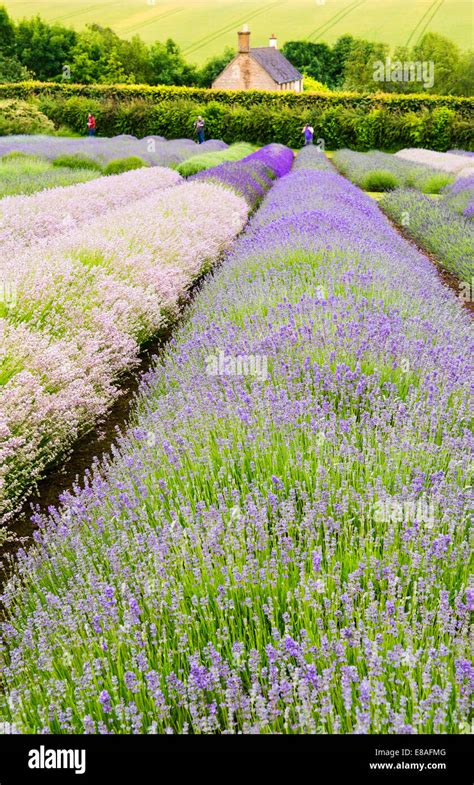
(87, 113), (96, 137)
(302, 123), (314, 146)
(194, 115), (205, 144)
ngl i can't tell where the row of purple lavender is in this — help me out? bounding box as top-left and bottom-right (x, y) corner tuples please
(191, 143), (294, 208)
(380, 176), (474, 281)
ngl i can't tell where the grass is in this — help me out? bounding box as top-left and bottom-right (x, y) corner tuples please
(419, 172), (455, 194)
(361, 170), (399, 191)
(366, 191), (385, 200)
(177, 142), (256, 177)
(366, 191), (443, 201)
(0, 153), (100, 198)
(52, 153), (104, 171)
(4, 0), (472, 62)
(103, 156), (149, 175)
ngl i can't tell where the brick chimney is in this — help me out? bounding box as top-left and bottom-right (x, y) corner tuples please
(238, 24), (250, 53)
(269, 33), (278, 49)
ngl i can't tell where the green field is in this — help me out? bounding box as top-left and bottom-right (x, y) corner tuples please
(4, 0), (473, 62)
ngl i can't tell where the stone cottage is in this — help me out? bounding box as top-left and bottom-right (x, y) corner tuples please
(212, 27), (303, 92)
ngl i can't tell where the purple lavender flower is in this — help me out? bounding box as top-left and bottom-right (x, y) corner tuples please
(99, 690), (112, 714)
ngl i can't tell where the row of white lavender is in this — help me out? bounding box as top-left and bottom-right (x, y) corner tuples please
(0, 166), (181, 249)
(0, 167), (249, 520)
(1, 147), (471, 733)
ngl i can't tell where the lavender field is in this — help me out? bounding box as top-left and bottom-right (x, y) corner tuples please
(0, 143), (471, 735)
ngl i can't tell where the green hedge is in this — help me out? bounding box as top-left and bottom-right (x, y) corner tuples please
(1, 82), (472, 151)
(1, 81), (472, 117)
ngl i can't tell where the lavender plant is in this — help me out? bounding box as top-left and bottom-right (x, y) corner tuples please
(333, 149), (454, 193)
(441, 175), (474, 219)
(242, 143), (294, 178)
(396, 148), (474, 177)
(177, 143), (256, 177)
(380, 188), (474, 280)
(191, 144), (294, 208)
(293, 147), (335, 171)
(0, 135), (228, 168)
(0, 153), (99, 198)
(1, 168), (471, 735)
(0, 181), (249, 521)
(0, 166), (182, 249)
(191, 159), (274, 209)
(0, 146), (291, 521)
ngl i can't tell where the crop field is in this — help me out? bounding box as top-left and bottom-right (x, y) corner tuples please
(0, 136), (472, 740)
(0, 151), (100, 198)
(0, 134), (229, 167)
(4, 0), (473, 60)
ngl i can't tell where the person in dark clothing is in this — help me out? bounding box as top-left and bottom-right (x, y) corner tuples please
(194, 116), (205, 144)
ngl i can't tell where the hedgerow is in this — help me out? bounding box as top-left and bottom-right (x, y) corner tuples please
(0, 83), (472, 150)
(1, 81), (472, 116)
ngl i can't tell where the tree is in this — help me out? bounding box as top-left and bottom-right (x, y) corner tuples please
(15, 16), (77, 80)
(148, 38), (197, 85)
(67, 26), (106, 84)
(197, 47), (234, 87)
(342, 39), (388, 92)
(0, 5), (15, 56)
(1, 7), (471, 97)
(70, 25), (145, 84)
(0, 52), (31, 82)
(331, 35), (356, 87)
(380, 45), (413, 93)
(119, 35), (151, 84)
(281, 41), (334, 88)
(451, 50), (474, 96)
(412, 32), (460, 94)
